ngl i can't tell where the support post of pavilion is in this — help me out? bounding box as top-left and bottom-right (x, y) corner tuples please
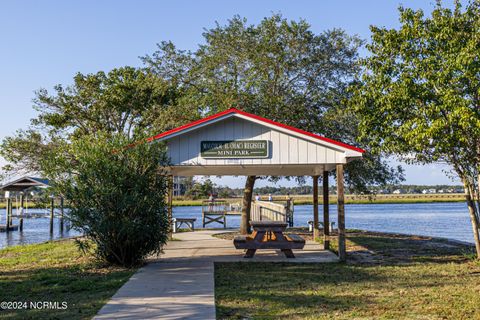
(322, 171), (330, 250)
(167, 175), (174, 240)
(312, 175), (319, 240)
(336, 164), (346, 261)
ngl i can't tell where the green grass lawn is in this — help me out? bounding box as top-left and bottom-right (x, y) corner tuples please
(215, 231), (480, 319)
(0, 239), (136, 320)
(2, 230), (479, 319)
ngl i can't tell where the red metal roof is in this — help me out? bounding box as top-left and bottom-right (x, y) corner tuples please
(147, 108), (365, 153)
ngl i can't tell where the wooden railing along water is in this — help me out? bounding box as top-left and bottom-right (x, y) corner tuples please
(201, 200), (228, 228)
(251, 200), (294, 226)
(199, 199), (294, 228)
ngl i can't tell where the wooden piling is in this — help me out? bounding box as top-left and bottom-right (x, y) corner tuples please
(6, 198), (12, 233)
(19, 193), (25, 231)
(10, 198), (13, 227)
(50, 196), (54, 234)
(20, 193), (24, 215)
(5, 198), (8, 233)
(60, 197), (64, 232)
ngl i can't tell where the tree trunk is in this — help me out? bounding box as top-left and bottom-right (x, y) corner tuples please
(240, 175), (256, 235)
(464, 178), (480, 257)
(476, 172), (480, 224)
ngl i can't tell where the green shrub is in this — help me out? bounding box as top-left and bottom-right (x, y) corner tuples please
(45, 134), (170, 267)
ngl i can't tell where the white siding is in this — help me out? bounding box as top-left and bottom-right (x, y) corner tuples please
(307, 142), (317, 163)
(166, 117), (346, 166)
(270, 130), (280, 163)
(298, 138), (308, 163)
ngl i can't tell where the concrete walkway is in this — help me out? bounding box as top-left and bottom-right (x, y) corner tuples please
(95, 230), (338, 320)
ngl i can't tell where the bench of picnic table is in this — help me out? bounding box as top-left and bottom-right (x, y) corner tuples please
(285, 234), (305, 243)
(234, 231), (305, 258)
(234, 220), (306, 258)
(233, 234), (305, 249)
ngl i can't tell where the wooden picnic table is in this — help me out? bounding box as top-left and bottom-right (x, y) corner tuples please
(233, 220), (305, 258)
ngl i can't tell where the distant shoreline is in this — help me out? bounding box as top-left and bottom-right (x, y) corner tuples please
(172, 193), (466, 206)
(0, 193), (466, 209)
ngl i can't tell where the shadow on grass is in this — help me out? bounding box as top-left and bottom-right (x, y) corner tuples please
(215, 230), (479, 319)
(217, 292), (370, 319)
(344, 231), (476, 265)
(215, 262), (380, 319)
(0, 264), (135, 320)
(215, 257), (480, 319)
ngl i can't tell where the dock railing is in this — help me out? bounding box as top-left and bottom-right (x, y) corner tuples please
(201, 200), (228, 228)
(251, 200), (294, 226)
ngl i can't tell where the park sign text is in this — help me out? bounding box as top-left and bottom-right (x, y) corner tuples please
(201, 140), (269, 158)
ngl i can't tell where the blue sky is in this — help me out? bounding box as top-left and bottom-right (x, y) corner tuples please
(0, 0), (461, 187)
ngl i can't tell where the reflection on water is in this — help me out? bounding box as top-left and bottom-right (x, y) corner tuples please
(0, 202), (474, 249)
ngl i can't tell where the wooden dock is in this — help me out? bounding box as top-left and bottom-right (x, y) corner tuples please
(201, 201), (244, 227)
(200, 200), (294, 228)
(0, 225), (19, 232)
(251, 200), (294, 226)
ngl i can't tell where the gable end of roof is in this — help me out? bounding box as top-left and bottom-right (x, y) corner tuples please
(147, 108), (365, 154)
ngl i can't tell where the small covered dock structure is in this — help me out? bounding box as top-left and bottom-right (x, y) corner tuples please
(0, 176), (49, 192)
(149, 108), (364, 261)
(0, 176), (63, 233)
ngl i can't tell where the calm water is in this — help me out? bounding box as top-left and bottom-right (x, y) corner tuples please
(0, 212), (81, 249)
(173, 202), (474, 244)
(0, 202), (474, 249)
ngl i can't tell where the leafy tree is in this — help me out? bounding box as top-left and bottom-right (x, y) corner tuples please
(0, 67), (184, 265)
(351, 1), (480, 256)
(201, 178), (215, 197)
(219, 187), (233, 199)
(184, 178), (216, 199)
(1, 66), (185, 176)
(184, 183), (202, 199)
(143, 14), (403, 233)
(42, 133), (170, 267)
(181, 176), (195, 198)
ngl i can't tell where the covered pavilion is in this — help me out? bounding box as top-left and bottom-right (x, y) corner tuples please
(149, 108), (364, 261)
(0, 176), (64, 233)
(0, 176), (49, 192)
(0, 177), (51, 219)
